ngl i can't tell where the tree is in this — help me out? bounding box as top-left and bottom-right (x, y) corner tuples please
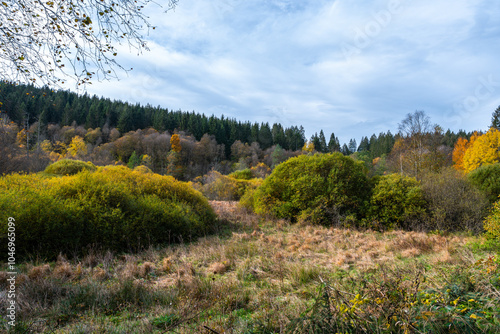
(462, 128), (500, 173)
(341, 143), (350, 156)
(328, 133), (340, 152)
(348, 138), (357, 154)
(0, 0), (178, 86)
(452, 133), (479, 172)
(170, 133), (181, 153)
(358, 136), (370, 152)
(394, 110), (433, 179)
(491, 105), (500, 130)
(67, 135), (87, 157)
(319, 130), (327, 153)
(127, 150), (141, 169)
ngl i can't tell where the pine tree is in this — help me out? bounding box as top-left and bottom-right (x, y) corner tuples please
(358, 136), (370, 152)
(328, 133), (341, 152)
(341, 143), (350, 155)
(491, 105), (500, 130)
(319, 130), (327, 153)
(348, 138), (357, 153)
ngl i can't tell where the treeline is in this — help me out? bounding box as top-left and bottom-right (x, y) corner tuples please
(0, 82), (307, 157)
(0, 82), (476, 179)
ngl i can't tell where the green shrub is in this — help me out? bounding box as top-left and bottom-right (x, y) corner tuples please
(368, 174), (427, 230)
(484, 199), (500, 240)
(468, 163), (500, 203)
(253, 153), (371, 223)
(44, 159), (97, 175)
(230, 168), (253, 180)
(0, 166), (216, 260)
(421, 168), (489, 233)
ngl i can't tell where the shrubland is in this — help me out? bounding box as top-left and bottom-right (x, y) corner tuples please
(1, 202), (499, 333)
(0, 163), (216, 260)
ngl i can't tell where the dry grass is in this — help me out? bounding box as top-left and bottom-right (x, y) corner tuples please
(1, 201), (494, 334)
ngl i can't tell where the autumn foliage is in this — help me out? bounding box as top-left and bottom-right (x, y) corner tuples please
(0, 164), (216, 260)
(454, 129), (500, 173)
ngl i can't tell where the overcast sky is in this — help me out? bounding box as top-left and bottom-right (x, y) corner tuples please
(82, 0), (500, 145)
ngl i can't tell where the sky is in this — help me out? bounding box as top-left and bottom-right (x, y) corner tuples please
(81, 0), (500, 145)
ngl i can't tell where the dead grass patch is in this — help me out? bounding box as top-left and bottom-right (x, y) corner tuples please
(28, 264), (51, 280)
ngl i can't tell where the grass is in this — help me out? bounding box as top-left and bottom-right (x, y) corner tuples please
(1, 201), (499, 333)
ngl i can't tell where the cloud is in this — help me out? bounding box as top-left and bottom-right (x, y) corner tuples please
(81, 0), (500, 144)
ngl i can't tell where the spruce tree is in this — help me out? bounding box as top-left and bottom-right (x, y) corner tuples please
(348, 138), (357, 153)
(319, 130), (327, 153)
(328, 133), (341, 152)
(491, 105), (500, 130)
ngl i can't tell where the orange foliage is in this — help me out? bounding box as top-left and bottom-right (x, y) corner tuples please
(462, 129), (500, 173)
(452, 132), (479, 172)
(170, 133), (182, 153)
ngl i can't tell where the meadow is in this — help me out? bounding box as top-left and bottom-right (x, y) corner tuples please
(1, 201), (499, 333)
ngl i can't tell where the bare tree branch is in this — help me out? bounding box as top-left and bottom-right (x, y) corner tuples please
(0, 0), (178, 86)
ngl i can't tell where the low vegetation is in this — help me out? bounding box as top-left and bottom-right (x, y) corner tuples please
(0, 163), (217, 260)
(1, 202), (498, 333)
(252, 153), (371, 223)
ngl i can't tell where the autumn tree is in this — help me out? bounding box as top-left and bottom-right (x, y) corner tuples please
(170, 133), (182, 153)
(452, 132), (479, 172)
(462, 128), (500, 173)
(167, 133), (183, 178)
(452, 137), (470, 171)
(67, 135), (87, 158)
(302, 141), (315, 153)
(0, 0), (178, 85)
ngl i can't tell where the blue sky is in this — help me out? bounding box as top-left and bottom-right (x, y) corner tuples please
(83, 0), (500, 145)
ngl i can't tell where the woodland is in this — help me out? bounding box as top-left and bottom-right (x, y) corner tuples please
(1, 81), (500, 333)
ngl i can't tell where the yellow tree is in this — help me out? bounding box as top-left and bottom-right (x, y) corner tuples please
(462, 129), (500, 173)
(67, 136), (87, 158)
(452, 138), (470, 171)
(167, 134), (183, 178)
(170, 134), (182, 153)
(302, 141), (315, 153)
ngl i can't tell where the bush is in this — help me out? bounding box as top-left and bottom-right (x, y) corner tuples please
(191, 171), (263, 201)
(253, 153), (371, 223)
(229, 168), (253, 180)
(421, 168), (489, 233)
(368, 174), (427, 230)
(484, 199), (500, 240)
(0, 166), (217, 260)
(468, 163), (500, 203)
(44, 159), (97, 175)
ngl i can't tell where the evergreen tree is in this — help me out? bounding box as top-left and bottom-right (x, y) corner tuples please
(127, 151), (141, 169)
(341, 143), (351, 156)
(319, 130), (327, 153)
(311, 133), (320, 153)
(328, 133), (341, 152)
(358, 136), (370, 152)
(491, 105), (500, 130)
(348, 138), (357, 153)
(258, 122), (273, 149)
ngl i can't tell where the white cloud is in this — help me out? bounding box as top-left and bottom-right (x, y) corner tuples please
(80, 0), (500, 144)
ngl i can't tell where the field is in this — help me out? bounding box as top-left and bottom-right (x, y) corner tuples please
(2, 201), (499, 333)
